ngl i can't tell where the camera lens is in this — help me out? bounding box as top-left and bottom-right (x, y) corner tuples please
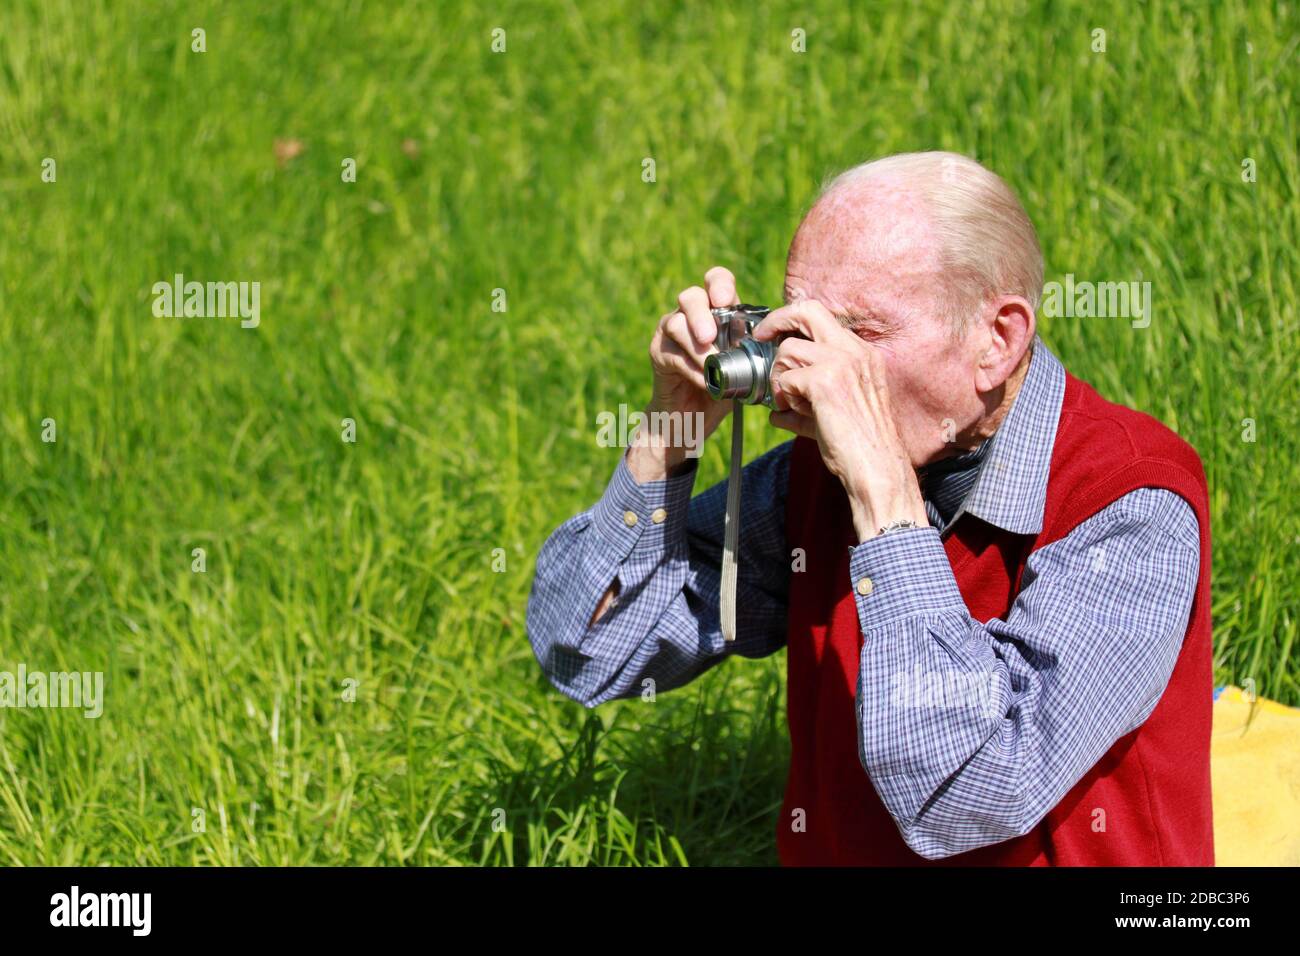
(705, 346), (768, 403)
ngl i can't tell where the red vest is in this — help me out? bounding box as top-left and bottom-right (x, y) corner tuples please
(779, 370), (1214, 865)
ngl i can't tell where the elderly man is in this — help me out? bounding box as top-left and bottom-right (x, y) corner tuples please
(526, 151), (1213, 866)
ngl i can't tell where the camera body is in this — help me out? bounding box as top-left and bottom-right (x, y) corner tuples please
(705, 304), (776, 406)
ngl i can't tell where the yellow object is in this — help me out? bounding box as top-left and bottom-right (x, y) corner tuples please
(1211, 686), (1300, 866)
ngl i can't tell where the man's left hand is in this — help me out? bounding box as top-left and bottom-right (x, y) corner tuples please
(753, 300), (929, 542)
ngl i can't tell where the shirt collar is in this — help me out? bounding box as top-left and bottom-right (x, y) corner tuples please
(941, 335), (1065, 536)
(917, 434), (991, 532)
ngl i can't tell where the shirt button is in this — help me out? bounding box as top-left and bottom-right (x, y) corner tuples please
(856, 577), (874, 596)
(623, 511), (638, 527)
(651, 508), (667, 524)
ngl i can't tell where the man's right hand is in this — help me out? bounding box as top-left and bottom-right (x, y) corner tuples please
(626, 266), (740, 483)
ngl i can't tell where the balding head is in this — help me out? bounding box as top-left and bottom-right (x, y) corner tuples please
(791, 151), (1043, 338)
(782, 151), (1041, 466)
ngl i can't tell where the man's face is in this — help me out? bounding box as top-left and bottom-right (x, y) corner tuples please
(782, 178), (985, 468)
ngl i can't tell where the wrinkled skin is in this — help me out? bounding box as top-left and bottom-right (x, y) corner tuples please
(626, 169), (1035, 542)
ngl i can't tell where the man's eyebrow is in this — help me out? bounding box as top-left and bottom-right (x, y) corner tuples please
(837, 306), (897, 337)
(838, 306), (881, 327)
(781, 289), (891, 333)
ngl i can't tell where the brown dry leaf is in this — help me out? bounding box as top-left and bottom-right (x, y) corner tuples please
(401, 138), (419, 158)
(274, 138), (305, 168)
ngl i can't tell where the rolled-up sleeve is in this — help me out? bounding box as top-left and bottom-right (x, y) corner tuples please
(850, 487), (1200, 859)
(527, 441), (793, 707)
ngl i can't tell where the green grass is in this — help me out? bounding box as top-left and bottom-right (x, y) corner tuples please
(0, 0), (1295, 865)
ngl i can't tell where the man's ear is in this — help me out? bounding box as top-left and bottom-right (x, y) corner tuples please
(974, 295), (1035, 393)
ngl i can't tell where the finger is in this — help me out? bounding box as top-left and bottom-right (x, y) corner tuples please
(660, 310), (711, 361)
(676, 286), (718, 350)
(771, 363), (816, 404)
(768, 408), (817, 439)
(704, 266), (738, 309)
(752, 299), (846, 344)
(769, 363), (816, 415)
(768, 340), (822, 407)
(656, 336), (709, 390)
(773, 336), (837, 370)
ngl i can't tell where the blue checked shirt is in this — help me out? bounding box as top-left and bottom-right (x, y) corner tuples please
(527, 338), (1200, 859)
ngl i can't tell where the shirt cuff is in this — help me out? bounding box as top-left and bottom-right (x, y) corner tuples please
(590, 452), (699, 560)
(848, 527), (967, 634)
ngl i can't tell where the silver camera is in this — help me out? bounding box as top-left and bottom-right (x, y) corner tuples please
(704, 304), (775, 405)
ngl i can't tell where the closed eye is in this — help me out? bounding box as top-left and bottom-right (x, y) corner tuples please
(838, 308), (892, 339)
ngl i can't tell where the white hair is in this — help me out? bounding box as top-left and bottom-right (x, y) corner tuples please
(816, 151), (1043, 336)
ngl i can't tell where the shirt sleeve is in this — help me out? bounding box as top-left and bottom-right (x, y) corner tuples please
(526, 440), (793, 707)
(849, 486), (1201, 859)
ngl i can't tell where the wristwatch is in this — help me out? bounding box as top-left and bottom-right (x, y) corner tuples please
(877, 519), (919, 537)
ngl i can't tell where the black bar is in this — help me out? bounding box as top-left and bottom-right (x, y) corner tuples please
(0, 866), (1285, 942)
